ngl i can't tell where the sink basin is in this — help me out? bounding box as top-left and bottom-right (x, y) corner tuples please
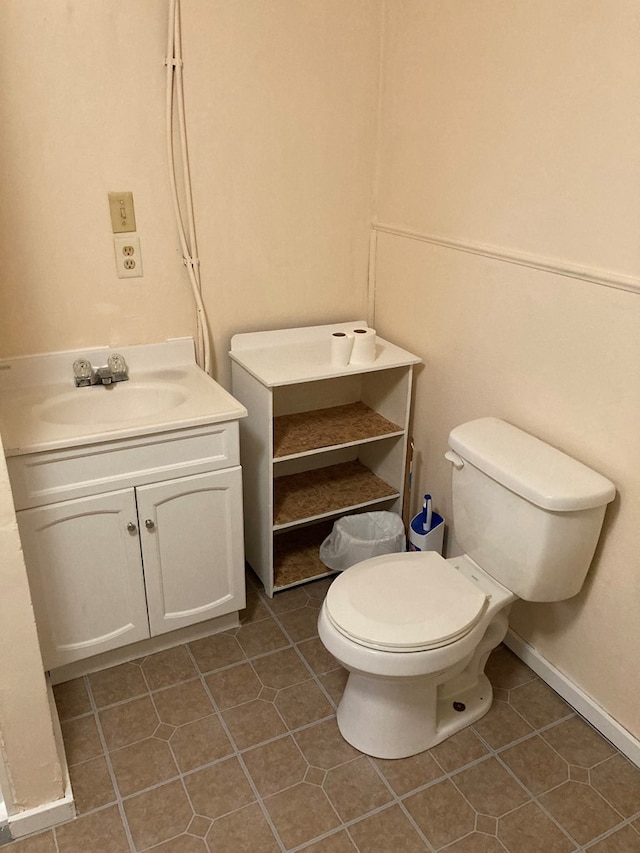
(38, 382), (188, 426)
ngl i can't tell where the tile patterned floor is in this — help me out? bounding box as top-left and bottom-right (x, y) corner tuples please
(4, 571), (640, 853)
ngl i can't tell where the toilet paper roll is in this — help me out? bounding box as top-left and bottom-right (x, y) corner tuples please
(349, 327), (377, 364)
(331, 331), (354, 367)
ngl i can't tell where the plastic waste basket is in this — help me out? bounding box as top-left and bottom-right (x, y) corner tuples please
(319, 511), (406, 571)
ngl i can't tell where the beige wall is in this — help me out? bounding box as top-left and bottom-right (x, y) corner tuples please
(0, 438), (64, 811)
(374, 0), (640, 737)
(0, 0), (380, 386)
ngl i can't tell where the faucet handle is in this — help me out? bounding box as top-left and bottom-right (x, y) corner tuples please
(73, 358), (94, 387)
(107, 353), (129, 381)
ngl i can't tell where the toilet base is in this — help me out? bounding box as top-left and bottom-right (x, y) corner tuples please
(336, 669), (493, 759)
(332, 608), (511, 759)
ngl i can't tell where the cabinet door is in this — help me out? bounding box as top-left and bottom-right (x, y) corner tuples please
(17, 489), (150, 670)
(137, 467), (245, 636)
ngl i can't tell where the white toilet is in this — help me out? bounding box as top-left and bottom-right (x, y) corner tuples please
(318, 417), (615, 759)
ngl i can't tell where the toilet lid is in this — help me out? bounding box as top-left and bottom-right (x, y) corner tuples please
(325, 552), (489, 652)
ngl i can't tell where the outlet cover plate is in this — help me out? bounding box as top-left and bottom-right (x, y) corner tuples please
(113, 235), (143, 278)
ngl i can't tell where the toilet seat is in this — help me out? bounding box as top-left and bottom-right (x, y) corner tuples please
(325, 552), (489, 652)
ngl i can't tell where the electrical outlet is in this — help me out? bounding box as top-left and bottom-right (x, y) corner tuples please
(113, 235), (143, 278)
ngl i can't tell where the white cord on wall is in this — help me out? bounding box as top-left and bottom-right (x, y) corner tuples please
(165, 0), (212, 375)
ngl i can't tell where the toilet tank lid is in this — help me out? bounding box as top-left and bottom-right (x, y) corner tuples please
(448, 418), (616, 511)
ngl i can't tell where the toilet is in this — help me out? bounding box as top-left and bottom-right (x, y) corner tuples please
(318, 417), (615, 759)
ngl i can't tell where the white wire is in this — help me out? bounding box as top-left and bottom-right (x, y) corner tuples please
(165, 0), (212, 374)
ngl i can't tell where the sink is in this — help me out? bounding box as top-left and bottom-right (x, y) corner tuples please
(0, 339), (247, 455)
(37, 382), (188, 426)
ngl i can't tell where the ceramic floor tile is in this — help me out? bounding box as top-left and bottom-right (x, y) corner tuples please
(53, 678), (91, 721)
(4, 832), (57, 853)
(541, 717), (617, 767)
(429, 727), (489, 773)
(141, 645), (197, 690)
(300, 830), (357, 852)
(485, 646), (536, 690)
(251, 646), (311, 689)
(404, 779), (476, 848)
(123, 779), (193, 850)
(500, 735), (569, 794)
(508, 677), (573, 729)
(589, 753), (640, 817)
(188, 632), (246, 673)
(297, 636), (341, 675)
(100, 695), (161, 751)
(275, 678), (333, 729)
(498, 801), (576, 853)
(221, 698), (288, 749)
(183, 756), (255, 820)
(264, 781), (341, 849)
(67, 755), (116, 813)
(239, 594), (271, 625)
(243, 734), (308, 797)
(278, 605), (322, 642)
(150, 837), (209, 853)
(442, 833), (507, 852)
(586, 825), (640, 853)
(539, 781), (623, 846)
(205, 661), (262, 709)
(472, 698), (533, 749)
(187, 814), (212, 837)
(88, 661), (148, 707)
(294, 718), (360, 769)
(60, 715), (104, 766)
(152, 679), (214, 726)
(235, 618), (289, 657)
(267, 585), (312, 614)
(347, 804), (429, 853)
(206, 802), (280, 853)
(323, 756), (392, 822)
(55, 805), (130, 853)
(110, 736), (178, 796)
(374, 748), (444, 795)
(453, 757), (530, 817)
(169, 713), (233, 772)
(319, 668), (348, 705)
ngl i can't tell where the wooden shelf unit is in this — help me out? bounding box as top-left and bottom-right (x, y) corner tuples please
(273, 402), (402, 459)
(230, 322), (420, 596)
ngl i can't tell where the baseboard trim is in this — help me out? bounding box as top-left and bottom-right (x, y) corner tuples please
(505, 629), (640, 769)
(7, 787), (75, 841)
(49, 611), (239, 685)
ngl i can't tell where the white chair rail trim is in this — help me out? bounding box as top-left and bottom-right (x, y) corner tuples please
(373, 222), (640, 297)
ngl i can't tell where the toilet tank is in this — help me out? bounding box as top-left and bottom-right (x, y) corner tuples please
(446, 418), (615, 602)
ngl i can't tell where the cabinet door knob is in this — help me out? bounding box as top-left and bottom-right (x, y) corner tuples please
(145, 519), (156, 530)
(127, 522), (137, 534)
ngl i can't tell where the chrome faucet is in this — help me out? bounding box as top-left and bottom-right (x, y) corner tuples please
(73, 353), (129, 387)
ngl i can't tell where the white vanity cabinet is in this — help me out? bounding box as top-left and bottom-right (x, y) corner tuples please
(137, 467), (244, 637)
(18, 488), (150, 668)
(9, 422), (245, 671)
(230, 323), (420, 597)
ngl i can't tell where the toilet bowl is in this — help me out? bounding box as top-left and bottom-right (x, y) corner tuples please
(318, 417), (616, 759)
(318, 551), (515, 758)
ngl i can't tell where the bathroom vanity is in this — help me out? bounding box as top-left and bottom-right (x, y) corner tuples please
(0, 340), (247, 673)
(230, 322), (420, 597)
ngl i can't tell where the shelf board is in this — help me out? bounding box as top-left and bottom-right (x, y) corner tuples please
(273, 459), (398, 528)
(273, 522), (335, 590)
(273, 402), (402, 459)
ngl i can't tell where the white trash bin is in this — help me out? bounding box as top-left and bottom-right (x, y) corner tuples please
(319, 511), (406, 571)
